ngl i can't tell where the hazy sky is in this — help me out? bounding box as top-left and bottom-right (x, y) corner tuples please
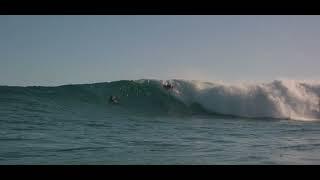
(1, 15), (320, 86)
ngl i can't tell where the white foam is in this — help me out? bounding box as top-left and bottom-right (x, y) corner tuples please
(167, 79), (320, 121)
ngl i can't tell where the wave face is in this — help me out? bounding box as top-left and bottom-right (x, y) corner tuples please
(1, 79), (320, 121)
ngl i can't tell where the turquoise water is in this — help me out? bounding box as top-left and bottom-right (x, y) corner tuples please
(1, 80), (320, 164)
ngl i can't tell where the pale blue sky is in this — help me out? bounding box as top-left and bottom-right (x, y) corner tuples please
(1, 15), (320, 86)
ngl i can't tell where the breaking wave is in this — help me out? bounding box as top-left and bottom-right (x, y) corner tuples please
(1, 79), (320, 121)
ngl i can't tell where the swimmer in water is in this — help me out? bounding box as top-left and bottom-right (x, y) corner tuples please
(109, 95), (119, 104)
(163, 82), (173, 90)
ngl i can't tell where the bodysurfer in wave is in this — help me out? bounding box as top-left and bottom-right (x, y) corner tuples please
(163, 81), (174, 90)
(109, 95), (119, 104)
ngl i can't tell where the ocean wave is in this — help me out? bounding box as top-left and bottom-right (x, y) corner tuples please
(1, 79), (320, 121)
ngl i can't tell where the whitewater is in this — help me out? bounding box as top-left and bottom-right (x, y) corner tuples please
(1, 79), (320, 164)
(166, 79), (320, 121)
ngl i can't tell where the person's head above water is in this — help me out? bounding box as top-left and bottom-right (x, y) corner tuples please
(109, 95), (119, 104)
(163, 82), (173, 89)
(110, 95), (118, 100)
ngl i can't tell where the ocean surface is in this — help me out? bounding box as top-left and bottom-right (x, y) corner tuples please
(1, 79), (320, 164)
